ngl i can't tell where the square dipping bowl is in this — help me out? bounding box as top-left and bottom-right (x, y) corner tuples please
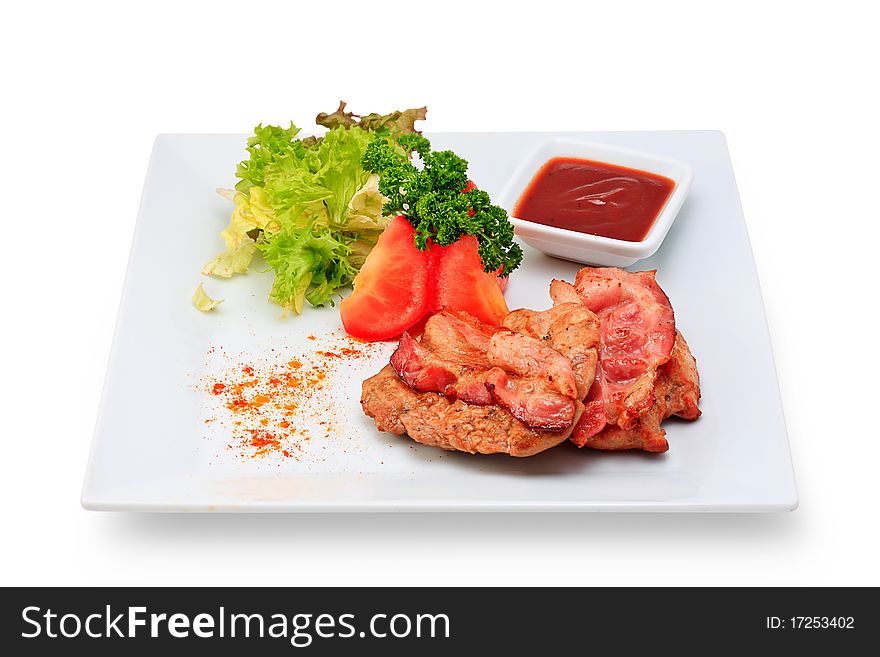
(495, 138), (694, 267)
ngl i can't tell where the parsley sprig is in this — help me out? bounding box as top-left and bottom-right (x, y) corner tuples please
(361, 135), (523, 276)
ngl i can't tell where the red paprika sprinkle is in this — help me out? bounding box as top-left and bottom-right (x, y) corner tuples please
(202, 332), (375, 461)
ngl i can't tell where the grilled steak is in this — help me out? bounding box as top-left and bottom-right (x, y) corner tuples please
(361, 267), (699, 457)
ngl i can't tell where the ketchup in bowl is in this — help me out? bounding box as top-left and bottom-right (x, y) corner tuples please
(513, 157), (675, 242)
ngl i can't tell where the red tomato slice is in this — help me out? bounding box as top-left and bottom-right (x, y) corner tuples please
(340, 217), (433, 341)
(434, 236), (509, 325)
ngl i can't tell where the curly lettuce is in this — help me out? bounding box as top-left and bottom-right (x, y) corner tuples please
(201, 104), (424, 313)
(260, 226), (359, 314)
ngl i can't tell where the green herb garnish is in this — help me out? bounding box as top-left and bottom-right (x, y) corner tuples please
(361, 134), (523, 276)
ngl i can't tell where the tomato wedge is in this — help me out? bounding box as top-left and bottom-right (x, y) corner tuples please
(341, 181), (513, 340)
(434, 236), (509, 325)
(340, 217), (433, 341)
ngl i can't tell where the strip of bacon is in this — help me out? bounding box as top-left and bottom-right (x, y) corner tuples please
(551, 268), (676, 445)
(389, 311), (585, 430)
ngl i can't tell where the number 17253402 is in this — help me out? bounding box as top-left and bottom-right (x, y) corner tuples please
(766, 617), (855, 630)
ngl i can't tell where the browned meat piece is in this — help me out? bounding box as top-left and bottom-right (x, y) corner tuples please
(388, 331), (498, 408)
(551, 269), (678, 448)
(420, 311), (495, 368)
(585, 411), (668, 452)
(361, 271), (698, 457)
(361, 366), (583, 457)
(661, 330), (702, 420)
(389, 331), (496, 406)
(445, 369), (496, 406)
(389, 310), (587, 429)
(488, 331), (578, 398)
(484, 368), (578, 430)
(582, 331), (701, 452)
(502, 302), (600, 399)
(390, 331), (460, 393)
(361, 365), (414, 435)
(549, 279), (582, 304)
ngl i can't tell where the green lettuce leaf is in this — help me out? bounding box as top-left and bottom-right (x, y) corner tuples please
(202, 104), (425, 313)
(208, 125), (391, 312)
(235, 123), (304, 193)
(260, 225), (358, 314)
(260, 125), (377, 230)
(252, 125), (389, 312)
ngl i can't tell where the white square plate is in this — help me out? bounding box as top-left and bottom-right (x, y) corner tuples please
(82, 131), (797, 512)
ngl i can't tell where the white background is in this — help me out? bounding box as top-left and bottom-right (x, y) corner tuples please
(1, 0), (877, 586)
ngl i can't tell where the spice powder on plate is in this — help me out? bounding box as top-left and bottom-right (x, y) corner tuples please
(202, 336), (371, 461)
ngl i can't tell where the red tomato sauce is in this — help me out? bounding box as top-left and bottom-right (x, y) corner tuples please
(513, 157), (675, 242)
